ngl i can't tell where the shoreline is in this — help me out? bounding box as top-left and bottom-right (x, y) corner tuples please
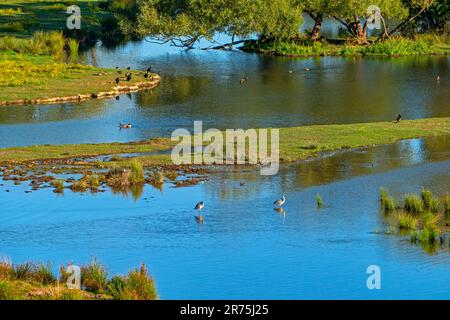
(1, 118), (448, 165)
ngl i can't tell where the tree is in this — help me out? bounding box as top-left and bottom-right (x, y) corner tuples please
(133, 0), (303, 49)
(301, 0), (331, 40)
(331, 0), (408, 44)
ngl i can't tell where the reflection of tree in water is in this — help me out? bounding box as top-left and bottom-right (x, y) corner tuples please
(0, 99), (108, 124)
(135, 75), (211, 106)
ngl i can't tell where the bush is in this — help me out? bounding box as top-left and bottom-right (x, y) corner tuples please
(397, 213), (418, 230)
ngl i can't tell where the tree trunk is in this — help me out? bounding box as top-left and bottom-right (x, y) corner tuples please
(348, 18), (368, 44)
(310, 13), (323, 41)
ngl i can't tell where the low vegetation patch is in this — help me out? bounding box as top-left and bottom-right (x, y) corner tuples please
(379, 188), (449, 254)
(0, 258), (157, 300)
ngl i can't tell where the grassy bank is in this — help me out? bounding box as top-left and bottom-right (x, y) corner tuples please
(0, 51), (159, 104)
(242, 35), (450, 57)
(0, 1), (109, 39)
(0, 259), (157, 300)
(1, 117), (448, 164)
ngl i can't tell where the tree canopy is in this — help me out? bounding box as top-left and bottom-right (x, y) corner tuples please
(113, 0), (448, 48)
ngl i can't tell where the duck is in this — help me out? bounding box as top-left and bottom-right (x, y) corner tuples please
(240, 76), (248, 84)
(395, 114), (402, 123)
(119, 123), (132, 129)
(126, 73), (132, 81)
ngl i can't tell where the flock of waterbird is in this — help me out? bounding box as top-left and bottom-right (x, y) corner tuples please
(193, 194), (286, 224)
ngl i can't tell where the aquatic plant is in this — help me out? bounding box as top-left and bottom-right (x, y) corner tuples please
(316, 194), (323, 208)
(164, 170), (178, 181)
(147, 171), (164, 187)
(33, 262), (56, 285)
(0, 281), (14, 300)
(129, 159), (145, 184)
(383, 196), (395, 213)
(52, 179), (64, 193)
(71, 180), (88, 192)
(67, 38), (79, 58)
(420, 188), (433, 210)
(404, 194), (423, 214)
(81, 259), (108, 294)
(418, 212), (442, 243)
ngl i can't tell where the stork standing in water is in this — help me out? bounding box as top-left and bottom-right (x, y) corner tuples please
(194, 201), (205, 223)
(273, 195), (286, 207)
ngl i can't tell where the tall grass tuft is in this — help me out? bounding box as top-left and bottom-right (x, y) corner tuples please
(316, 194), (323, 208)
(397, 212), (418, 231)
(71, 180), (88, 192)
(52, 179), (65, 193)
(383, 196), (395, 213)
(443, 194), (450, 215)
(429, 197), (440, 213)
(404, 194), (423, 214)
(67, 38), (79, 59)
(33, 262), (56, 285)
(379, 187), (388, 204)
(130, 159), (145, 184)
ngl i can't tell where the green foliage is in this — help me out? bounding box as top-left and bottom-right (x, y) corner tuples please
(316, 194), (323, 208)
(81, 259), (108, 294)
(397, 212), (418, 230)
(421, 188), (433, 210)
(136, 0), (303, 47)
(383, 196), (395, 213)
(107, 264), (157, 300)
(71, 180), (88, 192)
(404, 194), (424, 214)
(130, 159), (145, 184)
(0, 281), (14, 300)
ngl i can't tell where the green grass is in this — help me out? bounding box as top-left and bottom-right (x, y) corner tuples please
(404, 194), (424, 214)
(242, 35), (449, 57)
(397, 212), (419, 231)
(0, 258), (158, 300)
(81, 259), (107, 294)
(421, 188), (433, 211)
(0, 118), (448, 166)
(0, 51), (158, 103)
(0, 1), (110, 38)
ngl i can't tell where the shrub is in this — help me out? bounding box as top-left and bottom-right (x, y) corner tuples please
(130, 159), (145, 184)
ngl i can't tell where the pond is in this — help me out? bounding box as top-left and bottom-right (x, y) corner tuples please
(0, 136), (449, 299)
(0, 40), (448, 147)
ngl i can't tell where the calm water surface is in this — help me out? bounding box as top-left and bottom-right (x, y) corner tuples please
(0, 136), (449, 299)
(0, 40), (448, 147)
